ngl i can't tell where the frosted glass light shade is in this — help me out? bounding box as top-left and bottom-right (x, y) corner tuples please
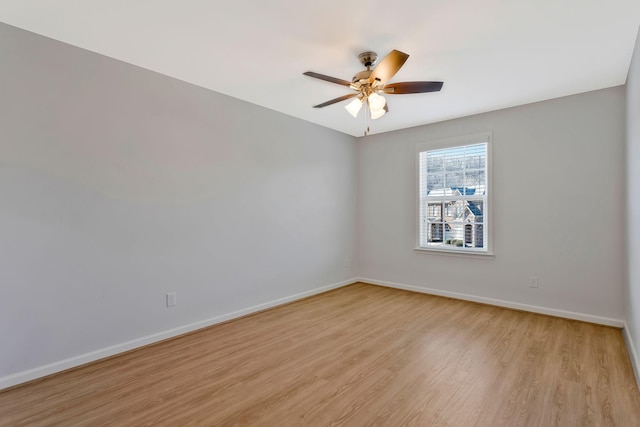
(345, 98), (363, 118)
(370, 107), (386, 120)
(368, 92), (386, 112)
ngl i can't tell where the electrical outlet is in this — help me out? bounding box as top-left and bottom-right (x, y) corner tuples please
(529, 276), (539, 288)
(166, 292), (177, 307)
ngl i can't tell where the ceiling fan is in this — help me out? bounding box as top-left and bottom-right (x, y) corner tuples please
(303, 49), (443, 133)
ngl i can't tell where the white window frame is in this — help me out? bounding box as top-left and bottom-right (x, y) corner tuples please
(414, 132), (493, 258)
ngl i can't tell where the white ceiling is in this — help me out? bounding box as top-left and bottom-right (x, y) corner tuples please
(1, 1), (639, 137)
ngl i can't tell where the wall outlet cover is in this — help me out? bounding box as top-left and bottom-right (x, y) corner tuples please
(166, 292), (177, 307)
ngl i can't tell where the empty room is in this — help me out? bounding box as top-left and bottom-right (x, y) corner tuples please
(2, 1), (640, 425)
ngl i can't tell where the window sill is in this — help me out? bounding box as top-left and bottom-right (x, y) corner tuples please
(413, 247), (495, 259)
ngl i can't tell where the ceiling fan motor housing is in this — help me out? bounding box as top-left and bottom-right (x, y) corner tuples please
(358, 51), (378, 68)
(352, 69), (373, 83)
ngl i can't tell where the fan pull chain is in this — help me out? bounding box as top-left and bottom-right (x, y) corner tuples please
(364, 101), (370, 136)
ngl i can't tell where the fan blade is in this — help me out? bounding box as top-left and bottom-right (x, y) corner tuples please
(303, 71), (352, 87)
(369, 50), (409, 85)
(383, 81), (444, 94)
(313, 93), (358, 108)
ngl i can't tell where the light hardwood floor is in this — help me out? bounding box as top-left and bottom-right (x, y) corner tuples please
(1, 283), (640, 426)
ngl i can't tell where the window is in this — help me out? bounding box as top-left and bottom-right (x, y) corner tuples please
(416, 134), (491, 254)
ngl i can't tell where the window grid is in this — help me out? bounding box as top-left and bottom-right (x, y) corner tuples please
(419, 142), (488, 251)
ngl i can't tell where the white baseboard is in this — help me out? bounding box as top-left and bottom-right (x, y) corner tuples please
(358, 277), (625, 328)
(623, 323), (640, 390)
(0, 278), (358, 391)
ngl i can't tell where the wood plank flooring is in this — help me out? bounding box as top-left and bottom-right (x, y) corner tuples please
(1, 283), (639, 426)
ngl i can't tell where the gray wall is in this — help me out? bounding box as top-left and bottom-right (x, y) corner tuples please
(357, 87), (626, 321)
(626, 28), (640, 379)
(0, 23), (357, 384)
(1, 20), (636, 390)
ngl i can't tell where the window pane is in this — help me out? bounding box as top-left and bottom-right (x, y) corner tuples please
(464, 201), (484, 223)
(427, 150), (445, 173)
(465, 145), (486, 170)
(451, 201), (464, 221)
(426, 173), (445, 196)
(444, 222), (465, 247)
(427, 222), (445, 242)
(464, 171), (484, 192)
(445, 147), (465, 171)
(464, 223), (485, 248)
(443, 201), (454, 219)
(427, 202), (443, 221)
(445, 172), (464, 190)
